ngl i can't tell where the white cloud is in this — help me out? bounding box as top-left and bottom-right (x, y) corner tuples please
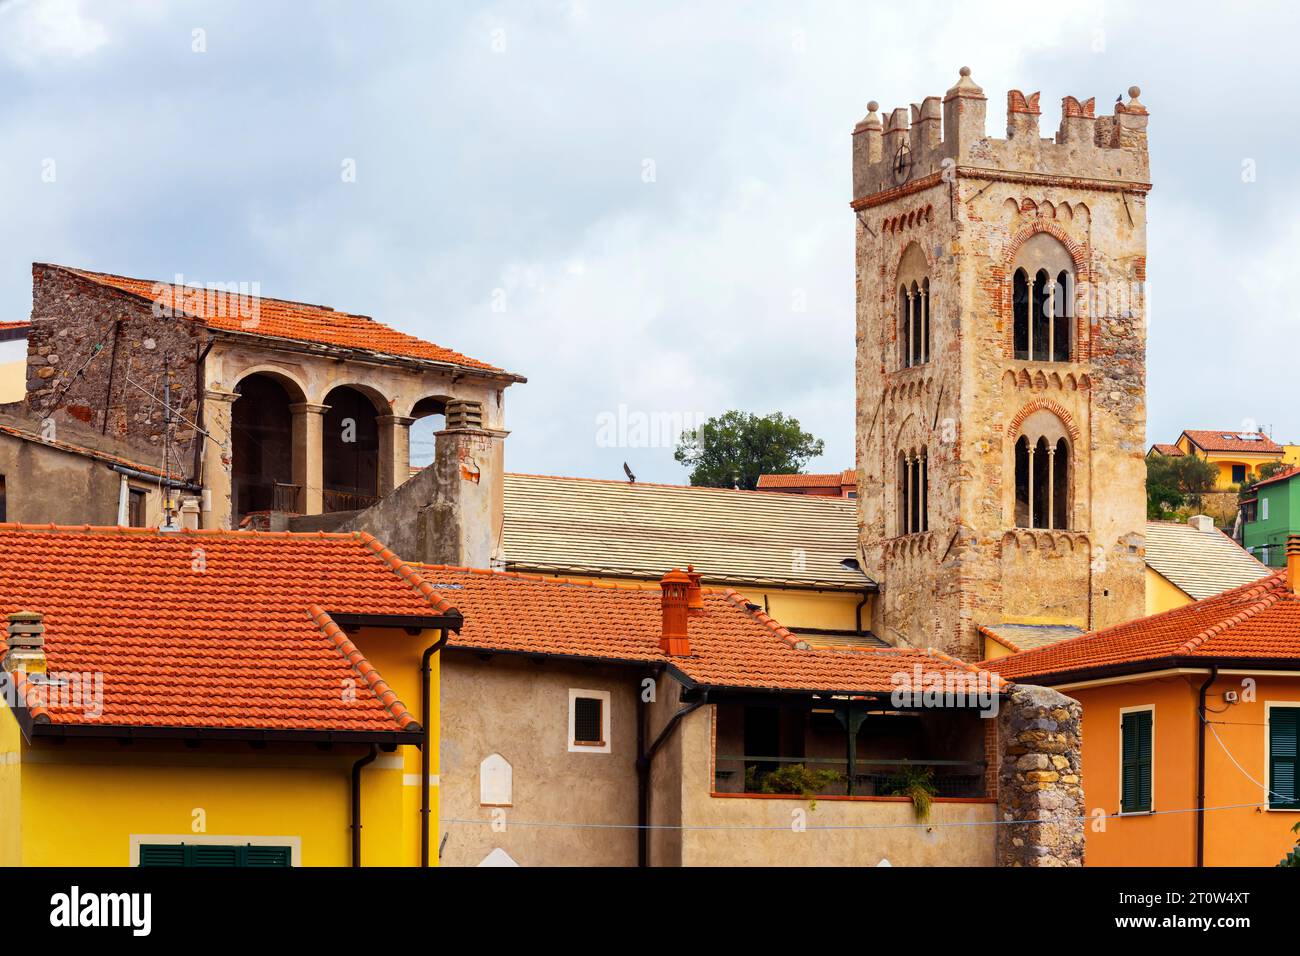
(0, 0), (109, 68)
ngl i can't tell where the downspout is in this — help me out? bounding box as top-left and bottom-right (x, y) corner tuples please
(351, 744), (379, 867)
(855, 591), (870, 639)
(1195, 664), (1218, 868)
(421, 630), (449, 867)
(636, 688), (708, 868)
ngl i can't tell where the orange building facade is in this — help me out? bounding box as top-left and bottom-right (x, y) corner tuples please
(987, 553), (1300, 867)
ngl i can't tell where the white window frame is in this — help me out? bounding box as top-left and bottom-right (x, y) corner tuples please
(1117, 704), (1155, 816)
(1261, 496), (1270, 521)
(1264, 701), (1300, 813)
(568, 688), (611, 754)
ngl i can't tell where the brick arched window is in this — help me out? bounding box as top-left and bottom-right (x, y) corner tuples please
(897, 446), (929, 535)
(1013, 424), (1070, 530)
(1011, 234), (1074, 363)
(897, 243), (930, 369)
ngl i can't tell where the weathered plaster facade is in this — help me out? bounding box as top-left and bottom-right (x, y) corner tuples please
(855, 70), (1150, 659)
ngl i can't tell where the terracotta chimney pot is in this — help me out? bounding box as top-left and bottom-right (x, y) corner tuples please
(659, 569), (692, 657)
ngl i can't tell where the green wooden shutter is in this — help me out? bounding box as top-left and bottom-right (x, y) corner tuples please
(1270, 707), (1299, 810)
(1121, 710), (1153, 813)
(138, 843), (293, 867)
(138, 844), (186, 867)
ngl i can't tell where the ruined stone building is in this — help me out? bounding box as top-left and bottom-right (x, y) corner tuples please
(7, 263), (522, 533)
(854, 69), (1151, 660)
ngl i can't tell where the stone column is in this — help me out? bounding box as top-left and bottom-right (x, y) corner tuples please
(290, 402), (328, 515)
(201, 388), (237, 530)
(996, 684), (1084, 867)
(377, 414), (415, 496)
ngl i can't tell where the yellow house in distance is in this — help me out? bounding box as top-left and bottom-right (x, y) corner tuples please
(0, 524), (460, 867)
(1150, 429), (1288, 490)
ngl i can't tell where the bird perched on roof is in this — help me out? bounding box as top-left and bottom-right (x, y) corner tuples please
(623, 462), (636, 484)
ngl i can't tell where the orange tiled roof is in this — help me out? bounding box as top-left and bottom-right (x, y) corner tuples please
(1148, 443), (1183, 457)
(0, 525), (459, 735)
(0, 321), (30, 331)
(416, 564), (1002, 694)
(756, 470), (855, 489)
(56, 266), (514, 377)
(1179, 429), (1282, 454)
(984, 571), (1297, 682)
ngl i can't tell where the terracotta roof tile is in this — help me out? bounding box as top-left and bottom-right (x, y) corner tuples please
(1179, 429), (1282, 454)
(1148, 443), (1183, 456)
(984, 571), (1298, 681)
(756, 471), (854, 489)
(56, 266), (514, 377)
(415, 563), (1003, 694)
(0, 525), (454, 733)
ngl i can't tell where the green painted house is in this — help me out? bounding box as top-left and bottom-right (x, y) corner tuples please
(1242, 467), (1300, 567)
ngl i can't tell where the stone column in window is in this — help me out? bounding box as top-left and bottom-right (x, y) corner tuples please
(1026, 440), (1035, 528)
(1046, 444), (1056, 530)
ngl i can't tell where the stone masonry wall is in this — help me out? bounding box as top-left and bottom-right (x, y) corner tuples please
(855, 70), (1149, 660)
(996, 684), (1084, 866)
(22, 264), (204, 473)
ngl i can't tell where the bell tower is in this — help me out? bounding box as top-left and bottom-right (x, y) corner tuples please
(852, 68), (1151, 660)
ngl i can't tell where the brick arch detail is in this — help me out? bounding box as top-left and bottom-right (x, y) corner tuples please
(999, 220), (1092, 360)
(1006, 398), (1080, 444)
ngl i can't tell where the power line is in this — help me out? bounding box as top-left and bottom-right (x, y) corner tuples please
(440, 799), (1272, 834)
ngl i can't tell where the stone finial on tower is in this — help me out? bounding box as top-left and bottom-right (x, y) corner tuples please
(1057, 95), (1097, 145)
(942, 66), (987, 158)
(853, 101), (883, 161)
(1006, 89), (1041, 140)
(1113, 84), (1148, 148)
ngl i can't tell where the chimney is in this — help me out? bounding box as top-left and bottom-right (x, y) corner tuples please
(4, 611), (46, 675)
(1288, 535), (1300, 594)
(660, 569), (692, 657)
(685, 565), (704, 617)
(180, 497), (201, 531)
(1188, 514), (1215, 533)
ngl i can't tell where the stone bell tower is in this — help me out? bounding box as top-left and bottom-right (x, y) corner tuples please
(852, 67), (1151, 660)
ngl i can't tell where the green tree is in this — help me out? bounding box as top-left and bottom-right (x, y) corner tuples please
(674, 411), (825, 490)
(1145, 453), (1217, 520)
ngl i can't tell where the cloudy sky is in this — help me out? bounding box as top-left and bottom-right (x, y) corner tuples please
(1, 0), (1296, 481)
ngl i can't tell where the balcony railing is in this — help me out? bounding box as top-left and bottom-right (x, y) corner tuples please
(715, 754), (987, 799)
(272, 482), (302, 514)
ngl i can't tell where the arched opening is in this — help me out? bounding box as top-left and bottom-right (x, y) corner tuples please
(231, 373), (296, 519)
(897, 446), (928, 536)
(1011, 233), (1075, 363)
(896, 242), (930, 370)
(322, 385), (380, 512)
(1014, 429), (1070, 530)
(408, 396), (449, 471)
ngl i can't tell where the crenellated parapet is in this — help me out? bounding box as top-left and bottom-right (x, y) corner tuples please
(852, 67), (1149, 202)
